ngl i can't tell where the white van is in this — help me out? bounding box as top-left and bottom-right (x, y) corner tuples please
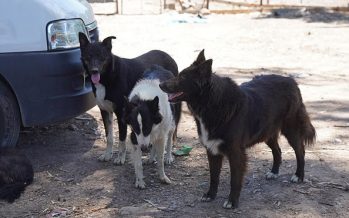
(0, 0), (98, 147)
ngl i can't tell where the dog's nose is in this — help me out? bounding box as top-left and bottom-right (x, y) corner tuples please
(140, 144), (149, 152)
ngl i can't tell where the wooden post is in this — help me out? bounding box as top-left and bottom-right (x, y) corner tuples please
(115, 0), (118, 14)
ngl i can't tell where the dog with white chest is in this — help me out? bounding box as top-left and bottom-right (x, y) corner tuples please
(123, 65), (181, 189)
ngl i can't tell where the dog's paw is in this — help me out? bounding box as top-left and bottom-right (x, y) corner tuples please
(98, 152), (113, 162)
(113, 155), (126, 165)
(290, 174), (303, 183)
(160, 175), (171, 184)
(113, 151), (126, 165)
(223, 200), (238, 209)
(135, 179), (146, 189)
(201, 193), (215, 202)
(164, 155), (174, 165)
(266, 172), (279, 180)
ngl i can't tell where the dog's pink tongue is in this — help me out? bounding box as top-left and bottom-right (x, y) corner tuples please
(91, 74), (100, 84)
(168, 92), (183, 101)
(169, 94), (176, 101)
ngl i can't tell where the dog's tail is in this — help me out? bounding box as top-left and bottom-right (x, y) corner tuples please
(0, 182), (29, 203)
(298, 104), (316, 146)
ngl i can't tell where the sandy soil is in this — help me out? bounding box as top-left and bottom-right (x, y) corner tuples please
(1, 9), (349, 218)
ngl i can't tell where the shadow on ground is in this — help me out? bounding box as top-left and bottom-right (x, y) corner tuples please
(257, 7), (349, 23)
(105, 133), (349, 217)
(307, 100), (349, 124)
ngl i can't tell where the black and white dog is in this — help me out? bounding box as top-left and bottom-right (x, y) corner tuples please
(0, 149), (33, 203)
(124, 65), (181, 189)
(78, 33), (180, 164)
(160, 50), (315, 208)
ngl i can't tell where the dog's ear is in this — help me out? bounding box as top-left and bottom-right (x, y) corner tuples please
(148, 96), (159, 112)
(148, 96), (162, 124)
(79, 32), (90, 49)
(192, 49), (206, 66)
(102, 36), (116, 51)
(198, 59), (213, 78)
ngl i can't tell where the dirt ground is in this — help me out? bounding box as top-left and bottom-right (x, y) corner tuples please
(1, 8), (349, 218)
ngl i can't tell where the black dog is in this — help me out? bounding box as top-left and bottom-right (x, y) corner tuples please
(0, 149), (33, 203)
(159, 50), (316, 208)
(79, 33), (180, 164)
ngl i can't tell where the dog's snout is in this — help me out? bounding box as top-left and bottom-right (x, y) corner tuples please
(140, 144), (153, 153)
(159, 82), (169, 92)
(140, 144), (150, 152)
(159, 82), (165, 90)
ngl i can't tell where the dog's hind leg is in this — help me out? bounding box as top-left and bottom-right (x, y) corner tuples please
(201, 150), (223, 202)
(154, 137), (171, 184)
(98, 110), (114, 162)
(165, 127), (175, 165)
(114, 118), (127, 165)
(172, 102), (182, 145)
(265, 135), (282, 180)
(283, 104), (314, 182)
(143, 146), (156, 165)
(172, 127), (177, 147)
(288, 138), (305, 183)
(282, 128), (305, 183)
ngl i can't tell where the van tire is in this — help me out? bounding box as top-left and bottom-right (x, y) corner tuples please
(0, 81), (21, 147)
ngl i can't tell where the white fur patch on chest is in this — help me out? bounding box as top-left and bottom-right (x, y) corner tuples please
(198, 118), (223, 155)
(95, 83), (114, 112)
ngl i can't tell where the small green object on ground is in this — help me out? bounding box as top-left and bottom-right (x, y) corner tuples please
(174, 145), (193, 156)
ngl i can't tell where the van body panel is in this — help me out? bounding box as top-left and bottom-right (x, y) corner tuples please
(0, 0), (96, 53)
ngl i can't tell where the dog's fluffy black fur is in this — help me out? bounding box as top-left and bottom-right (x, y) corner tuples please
(0, 149), (33, 203)
(160, 50), (316, 208)
(79, 33), (180, 163)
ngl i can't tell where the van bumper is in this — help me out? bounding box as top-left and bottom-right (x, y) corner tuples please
(0, 49), (96, 126)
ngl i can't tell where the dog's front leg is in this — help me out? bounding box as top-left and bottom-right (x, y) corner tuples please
(114, 118), (127, 165)
(98, 110), (114, 162)
(201, 150), (223, 202)
(155, 138), (171, 184)
(223, 149), (247, 209)
(132, 145), (145, 189)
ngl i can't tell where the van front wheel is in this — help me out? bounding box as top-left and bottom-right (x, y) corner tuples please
(0, 81), (21, 147)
